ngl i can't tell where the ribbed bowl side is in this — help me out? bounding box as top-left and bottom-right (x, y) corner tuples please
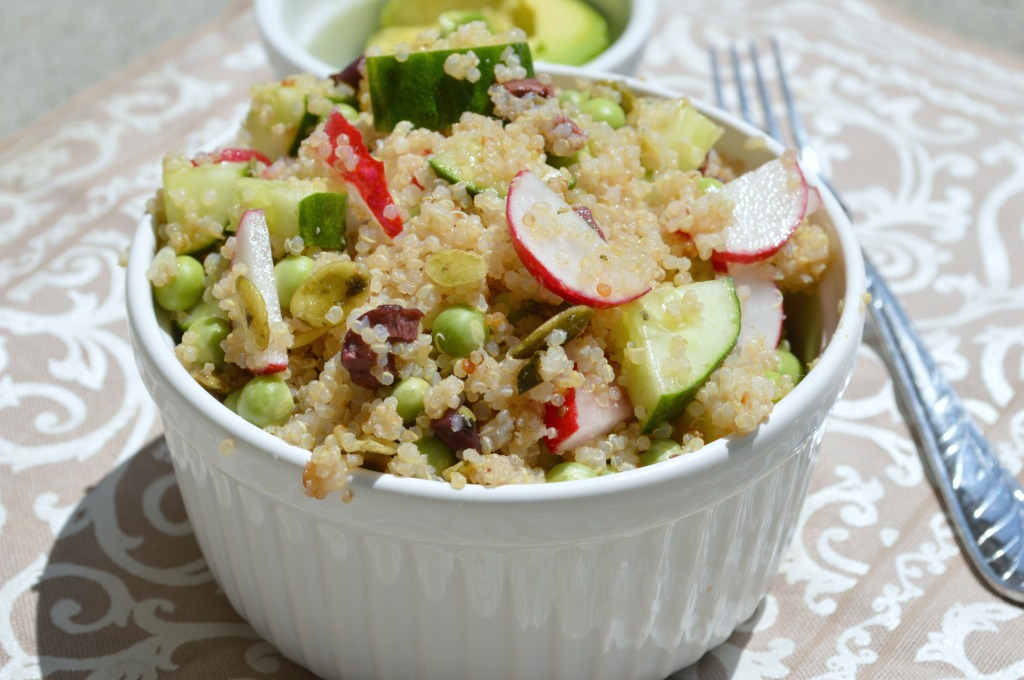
(163, 416), (825, 680)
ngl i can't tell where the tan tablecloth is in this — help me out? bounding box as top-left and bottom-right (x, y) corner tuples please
(2, 0), (1024, 677)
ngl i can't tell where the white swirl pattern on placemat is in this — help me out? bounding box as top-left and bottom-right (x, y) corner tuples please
(0, 0), (1022, 677)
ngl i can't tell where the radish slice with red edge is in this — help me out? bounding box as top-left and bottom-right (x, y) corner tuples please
(710, 156), (808, 264)
(191, 148), (272, 167)
(506, 169), (652, 308)
(728, 262), (784, 348)
(233, 208), (288, 374)
(545, 384), (633, 453)
(323, 110), (403, 238)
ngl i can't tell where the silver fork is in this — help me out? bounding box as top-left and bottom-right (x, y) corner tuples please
(709, 39), (1024, 604)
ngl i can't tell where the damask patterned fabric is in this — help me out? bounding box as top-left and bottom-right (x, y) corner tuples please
(1, 0), (1023, 677)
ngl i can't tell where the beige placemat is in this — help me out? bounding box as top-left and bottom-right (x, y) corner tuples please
(1, 0), (1023, 677)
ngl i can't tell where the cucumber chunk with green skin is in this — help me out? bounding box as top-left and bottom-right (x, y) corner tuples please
(289, 97), (360, 156)
(244, 82), (308, 161)
(163, 161), (250, 254)
(429, 138), (574, 195)
(233, 177), (327, 243)
(631, 97), (724, 173)
(782, 290), (824, 369)
(298, 192), (348, 249)
(618, 278), (741, 434)
(439, 10), (488, 36)
(367, 42), (534, 132)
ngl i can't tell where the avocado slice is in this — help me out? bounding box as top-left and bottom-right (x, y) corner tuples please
(617, 278), (741, 434)
(516, 0), (609, 66)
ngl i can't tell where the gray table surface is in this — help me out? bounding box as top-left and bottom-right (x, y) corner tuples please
(1, 0), (1021, 143)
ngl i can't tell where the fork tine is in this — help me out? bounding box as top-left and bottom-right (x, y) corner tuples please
(728, 45), (754, 126)
(770, 38), (811, 152)
(771, 38), (852, 216)
(708, 46), (726, 110)
(748, 40), (784, 144)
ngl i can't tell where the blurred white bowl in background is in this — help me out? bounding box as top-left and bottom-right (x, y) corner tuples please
(254, 0), (658, 77)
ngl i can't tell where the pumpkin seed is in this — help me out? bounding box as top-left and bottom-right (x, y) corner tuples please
(424, 249), (487, 288)
(236, 275), (270, 351)
(290, 260), (371, 328)
(508, 305), (593, 359)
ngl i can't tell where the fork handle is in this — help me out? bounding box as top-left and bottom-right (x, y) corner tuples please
(864, 254), (1024, 602)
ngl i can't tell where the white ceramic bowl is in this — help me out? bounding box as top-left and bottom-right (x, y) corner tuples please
(254, 0), (657, 78)
(127, 65), (866, 680)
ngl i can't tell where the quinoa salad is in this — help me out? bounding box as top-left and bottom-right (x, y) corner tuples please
(145, 25), (832, 499)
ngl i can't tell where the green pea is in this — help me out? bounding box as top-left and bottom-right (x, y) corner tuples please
(338, 103), (359, 121)
(236, 375), (294, 428)
(393, 376), (429, 423)
(223, 390), (241, 412)
(697, 176), (723, 195)
(416, 436), (456, 474)
(545, 461), (598, 483)
(558, 89), (588, 108)
(639, 439), (683, 466)
(154, 255), (205, 312)
(432, 304), (489, 358)
(190, 317), (230, 369)
(582, 97), (626, 129)
(176, 299), (223, 331)
(776, 348), (803, 385)
(274, 255), (314, 309)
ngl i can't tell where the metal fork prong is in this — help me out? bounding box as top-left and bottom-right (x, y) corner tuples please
(770, 37), (852, 216)
(748, 40), (784, 144)
(708, 46), (726, 110)
(728, 44), (754, 126)
(770, 38), (812, 152)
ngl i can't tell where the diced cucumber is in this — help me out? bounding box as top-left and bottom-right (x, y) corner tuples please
(366, 42), (534, 132)
(429, 137), (574, 195)
(298, 192), (348, 249)
(289, 97), (360, 157)
(617, 278), (741, 434)
(244, 81), (308, 161)
(232, 177), (328, 243)
(782, 289), (823, 369)
(438, 10), (488, 36)
(631, 97), (724, 173)
(163, 160), (249, 254)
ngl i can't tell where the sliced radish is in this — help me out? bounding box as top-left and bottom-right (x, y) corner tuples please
(545, 384), (633, 453)
(728, 262), (784, 347)
(710, 157), (808, 264)
(806, 184), (823, 216)
(233, 209), (288, 374)
(211, 148), (272, 166)
(323, 110), (403, 239)
(506, 170), (652, 308)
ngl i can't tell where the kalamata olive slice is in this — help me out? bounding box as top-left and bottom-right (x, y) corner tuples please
(341, 305), (426, 389)
(361, 305), (424, 342)
(424, 249), (487, 288)
(236, 275), (271, 351)
(572, 205), (604, 239)
(341, 332), (382, 390)
(503, 78), (554, 99)
(290, 261), (371, 328)
(508, 305), (594, 360)
(330, 54), (365, 89)
(431, 406), (481, 454)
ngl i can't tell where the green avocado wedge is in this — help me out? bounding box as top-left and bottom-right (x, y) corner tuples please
(366, 42), (534, 131)
(617, 278), (741, 434)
